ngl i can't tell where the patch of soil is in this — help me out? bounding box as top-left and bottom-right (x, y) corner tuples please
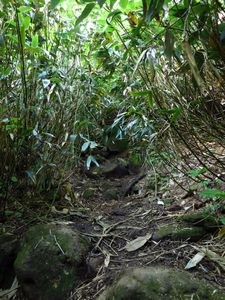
(54, 156), (225, 300)
(2, 152), (225, 300)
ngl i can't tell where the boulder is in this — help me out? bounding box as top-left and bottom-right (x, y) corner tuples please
(106, 138), (129, 153)
(14, 223), (91, 300)
(96, 160), (130, 178)
(98, 267), (225, 300)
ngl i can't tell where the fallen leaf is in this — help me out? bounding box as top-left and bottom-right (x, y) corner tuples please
(185, 252), (205, 269)
(65, 182), (73, 193)
(192, 245), (225, 272)
(51, 206), (69, 215)
(157, 200), (164, 206)
(65, 194), (72, 201)
(125, 233), (152, 252)
(218, 225), (225, 238)
(104, 253), (110, 267)
(62, 208), (69, 214)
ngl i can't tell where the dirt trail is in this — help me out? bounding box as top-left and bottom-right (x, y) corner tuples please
(55, 155), (225, 299)
(4, 151), (224, 300)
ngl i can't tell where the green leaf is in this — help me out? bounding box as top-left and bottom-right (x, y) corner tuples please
(183, 0), (189, 7)
(132, 49), (148, 77)
(119, 0), (128, 9)
(97, 0), (107, 8)
(86, 155), (99, 170)
(5, 210), (14, 217)
(31, 34), (38, 48)
(26, 170), (36, 184)
(50, 77), (61, 84)
(107, 9), (122, 20)
(75, 3), (96, 27)
(18, 6), (32, 13)
(23, 15), (31, 30)
(80, 0), (96, 2)
(69, 134), (77, 142)
(110, 0), (117, 9)
(32, 0), (45, 7)
(125, 119), (137, 130)
(90, 141), (98, 149)
(6, 20), (16, 27)
(147, 94), (154, 107)
(199, 189), (225, 199)
(42, 79), (50, 88)
(18, 14), (30, 46)
(131, 90), (151, 96)
(15, 212), (22, 218)
(190, 180), (210, 190)
(0, 68), (11, 80)
(171, 108), (182, 124)
(131, 90), (154, 107)
(81, 141), (91, 152)
(11, 176), (18, 183)
(49, 0), (61, 10)
(220, 217), (225, 225)
(78, 120), (94, 127)
(188, 167), (207, 178)
(6, 124), (23, 130)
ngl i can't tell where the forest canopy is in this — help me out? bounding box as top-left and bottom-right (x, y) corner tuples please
(0, 0), (225, 211)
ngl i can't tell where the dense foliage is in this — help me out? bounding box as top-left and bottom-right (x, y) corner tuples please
(0, 0), (224, 217)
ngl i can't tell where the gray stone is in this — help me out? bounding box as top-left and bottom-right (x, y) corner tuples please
(106, 138), (129, 153)
(14, 224), (91, 300)
(98, 267), (225, 300)
(90, 159), (130, 178)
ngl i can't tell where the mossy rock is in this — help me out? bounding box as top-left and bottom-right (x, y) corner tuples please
(153, 223), (207, 242)
(98, 267), (225, 300)
(177, 211), (222, 230)
(106, 138), (129, 153)
(14, 224), (91, 300)
(92, 159), (130, 178)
